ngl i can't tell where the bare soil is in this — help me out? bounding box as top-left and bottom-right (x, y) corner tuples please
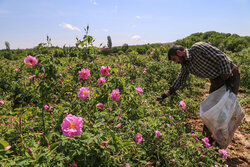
(187, 93), (250, 167)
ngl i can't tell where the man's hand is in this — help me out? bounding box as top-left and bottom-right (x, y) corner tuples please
(156, 96), (164, 101)
(156, 93), (168, 102)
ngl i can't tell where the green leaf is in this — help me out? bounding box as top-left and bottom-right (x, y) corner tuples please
(50, 143), (59, 150)
(14, 108), (22, 111)
(0, 140), (9, 149)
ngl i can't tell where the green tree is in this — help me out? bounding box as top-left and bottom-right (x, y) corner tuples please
(46, 35), (52, 47)
(5, 41), (10, 50)
(122, 43), (128, 52)
(107, 35), (112, 48)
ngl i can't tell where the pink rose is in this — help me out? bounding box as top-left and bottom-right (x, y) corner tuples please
(28, 148), (33, 154)
(78, 68), (90, 80)
(202, 137), (211, 148)
(218, 149), (228, 160)
(61, 114), (83, 137)
(102, 141), (109, 146)
(136, 87), (143, 94)
(202, 137), (209, 144)
(96, 103), (105, 109)
(24, 55), (38, 67)
(155, 131), (161, 138)
(78, 87), (90, 99)
(179, 101), (186, 110)
(97, 77), (106, 85)
(44, 105), (52, 111)
(134, 133), (142, 144)
(100, 66), (110, 75)
(110, 89), (120, 101)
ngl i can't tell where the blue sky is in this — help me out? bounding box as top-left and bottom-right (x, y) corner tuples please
(0, 0), (250, 49)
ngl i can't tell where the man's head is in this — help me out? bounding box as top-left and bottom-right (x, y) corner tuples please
(168, 45), (186, 64)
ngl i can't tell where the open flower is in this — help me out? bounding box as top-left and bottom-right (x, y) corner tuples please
(61, 114), (83, 137)
(78, 87), (89, 99)
(202, 137), (209, 144)
(97, 77), (106, 85)
(202, 137), (211, 148)
(218, 149), (228, 160)
(155, 131), (161, 138)
(110, 89), (120, 101)
(136, 87), (143, 94)
(179, 101), (186, 110)
(100, 66), (110, 75)
(0, 101), (4, 105)
(24, 55), (38, 67)
(134, 133), (142, 144)
(79, 68), (90, 80)
(44, 105), (53, 111)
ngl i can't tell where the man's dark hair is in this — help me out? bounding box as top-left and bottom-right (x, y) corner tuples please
(168, 45), (185, 60)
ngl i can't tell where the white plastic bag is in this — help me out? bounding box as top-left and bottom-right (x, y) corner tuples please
(200, 85), (245, 148)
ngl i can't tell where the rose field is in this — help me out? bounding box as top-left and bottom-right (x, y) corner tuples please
(0, 31), (249, 166)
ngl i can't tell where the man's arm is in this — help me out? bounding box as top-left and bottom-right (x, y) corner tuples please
(157, 66), (189, 101)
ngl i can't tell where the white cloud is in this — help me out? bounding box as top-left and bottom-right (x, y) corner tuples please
(135, 16), (141, 19)
(60, 23), (81, 31)
(131, 25), (136, 28)
(91, 0), (99, 5)
(131, 35), (141, 41)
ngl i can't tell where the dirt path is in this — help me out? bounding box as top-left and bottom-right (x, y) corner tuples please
(187, 103), (250, 167)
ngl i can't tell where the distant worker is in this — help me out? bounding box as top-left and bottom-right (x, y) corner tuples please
(156, 41), (240, 145)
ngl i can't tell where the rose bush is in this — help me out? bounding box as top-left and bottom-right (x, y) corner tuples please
(0, 31), (242, 167)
